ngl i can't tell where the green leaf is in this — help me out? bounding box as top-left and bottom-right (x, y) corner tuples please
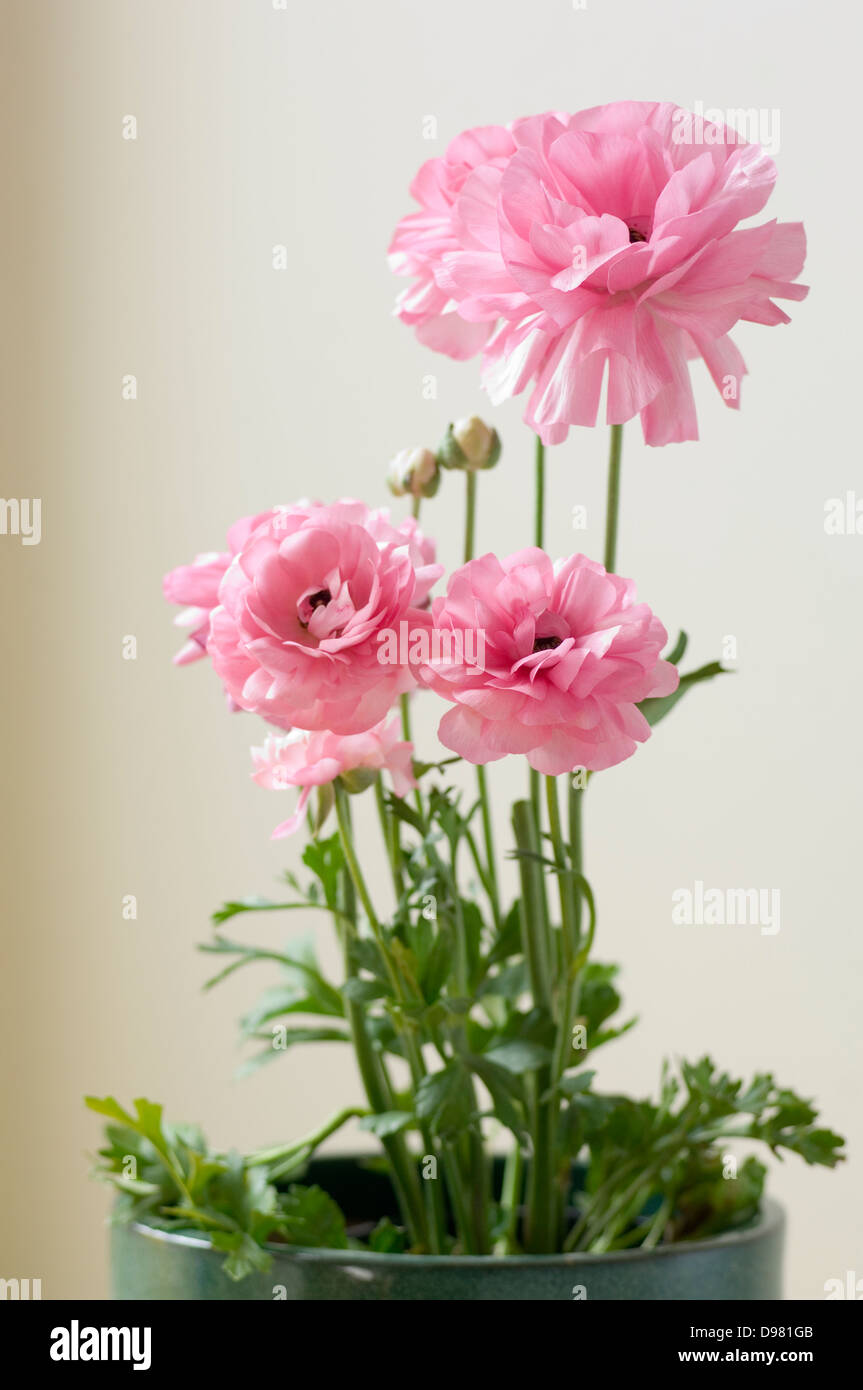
(459, 898), (485, 992)
(487, 900), (523, 966)
(412, 756), (462, 779)
(665, 629), (688, 667)
(358, 1111), (415, 1138)
(575, 962), (635, 1054)
(568, 1055), (846, 1253)
(558, 1069), (596, 1098)
(414, 1063), (473, 1133)
(347, 936), (391, 983)
(239, 985), (340, 1036)
(85, 1095), (136, 1128)
(483, 1039), (551, 1074)
(368, 1216), (408, 1253)
(276, 1184), (348, 1250)
(417, 921), (455, 1004)
(386, 797), (426, 834)
(639, 660), (729, 728)
(210, 898), (303, 927)
(300, 832), (345, 909)
(238, 1026), (350, 1077)
(479, 961), (529, 1003)
(210, 1230), (272, 1280)
(86, 1096), (350, 1277)
(467, 1057), (528, 1139)
(342, 977), (389, 1004)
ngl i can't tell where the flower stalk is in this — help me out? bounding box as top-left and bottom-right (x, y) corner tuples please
(603, 423), (624, 573)
(512, 797), (557, 1251)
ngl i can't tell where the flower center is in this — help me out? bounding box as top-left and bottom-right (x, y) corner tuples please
(628, 226), (647, 243)
(533, 635), (562, 653)
(297, 586), (334, 629)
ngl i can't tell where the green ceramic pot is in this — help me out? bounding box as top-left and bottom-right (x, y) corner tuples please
(111, 1155), (784, 1301)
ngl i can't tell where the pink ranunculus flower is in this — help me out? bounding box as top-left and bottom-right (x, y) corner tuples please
(207, 501), (440, 735)
(251, 717), (417, 839)
(364, 508), (440, 608)
(388, 123), (517, 360)
(393, 103), (807, 446)
(162, 511), (275, 665)
(417, 548), (678, 775)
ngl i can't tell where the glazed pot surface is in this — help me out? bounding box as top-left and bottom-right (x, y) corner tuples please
(110, 1155), (785, 1301)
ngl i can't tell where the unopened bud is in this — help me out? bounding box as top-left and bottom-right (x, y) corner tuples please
(338, 768), (379, 795)
(438, 417), (501, 472)
(387, 447), (440, 498)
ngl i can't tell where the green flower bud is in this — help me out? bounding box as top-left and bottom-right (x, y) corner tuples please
(386, 447), (440, 498)
(312, 782), (335, 834)
(438, 416), (501, 472)
(338, 767), (379, 796)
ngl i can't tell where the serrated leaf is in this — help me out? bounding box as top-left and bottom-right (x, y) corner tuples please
(277, 1184), (348, 1250)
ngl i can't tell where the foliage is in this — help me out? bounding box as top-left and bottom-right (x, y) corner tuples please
(88, 1048), (843, 1274)
(562, 1057), (844, 1252)
(85, 1095), (349, 1280)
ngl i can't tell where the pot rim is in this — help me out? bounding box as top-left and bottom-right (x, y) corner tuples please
(123, 1193), (784, 1270)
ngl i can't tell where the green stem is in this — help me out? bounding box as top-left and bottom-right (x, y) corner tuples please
(603, 423), (624, 573)
(334, 857), (425, 1246)
(640, 1192), (673, 1251)
(546, 777), (579, 1088)
(399, 692), (426, 825)
(461, 467), (502, 937)
(335, 784), (402, 999)
(411, 494), (421, 521)
(534, 435), (545, 548)
(475, 765), (501, 930)
(445, 837), (491, 1255)
(463, 469), (477, 564)
(568, 781), (585, 951)
(247, 1107), (367, 1169)
(545, 775), (575, 958)
(511, 800), (552, 1002)
(511, 799), (556, 1251)
(565, 1109), (700, 1251)
(336, 782), (452, 1252)
(375, 776), (404, 904)
(587, 1165), (664, 1253)
(400, 663), (487, 1249)
(494, 1143), (525, 1255)
(399, 690), (413, 742)
(440, 1150), (474, 1249)
(464, 827), (500, 930)
(530, 434), (546, 820)
(552, 781), (586, 1085)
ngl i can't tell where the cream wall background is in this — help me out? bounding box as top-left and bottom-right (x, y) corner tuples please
(2, 0), (860, 1299)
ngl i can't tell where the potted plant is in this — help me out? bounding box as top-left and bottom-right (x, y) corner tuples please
(89, 101), (843, 1302)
